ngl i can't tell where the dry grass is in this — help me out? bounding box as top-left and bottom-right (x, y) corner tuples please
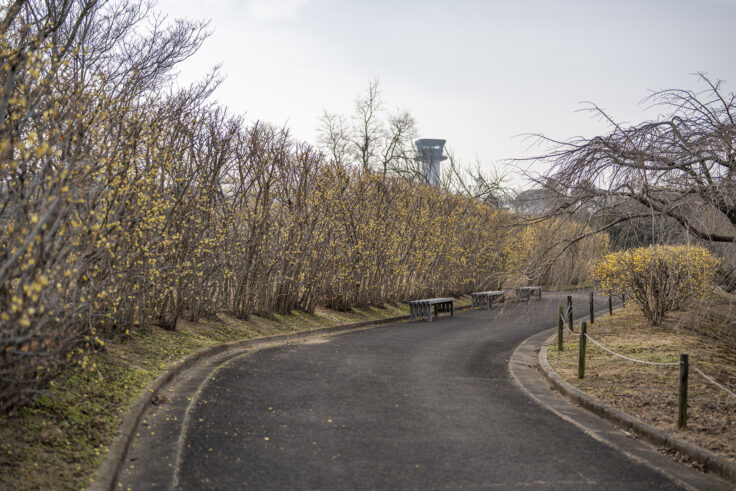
(677, 287), (736, 349)
(548, 290), (736, 464)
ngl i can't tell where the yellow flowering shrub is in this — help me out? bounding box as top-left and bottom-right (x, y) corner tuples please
(0, 0), (604, 413)
(593, 245), (718, 325)
(0, 0), (524, 410)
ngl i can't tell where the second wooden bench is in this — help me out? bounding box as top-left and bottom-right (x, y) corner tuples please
(471, 290), (505, 309)
(409, 298), (454, 322)
(515, 286), (542, 300)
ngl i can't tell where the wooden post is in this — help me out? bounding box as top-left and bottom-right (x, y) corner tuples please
(557, 306), (564, 351)
(589, 290), (594, 324)
(621, 293), (625, 308)
(566, 295), (573, 333)
(578, 322), (587, 378)
(678, 353), (689, 429)
(608, 295), (613, 315)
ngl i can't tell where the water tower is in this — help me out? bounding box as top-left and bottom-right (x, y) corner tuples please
(415, 139), (447, 186)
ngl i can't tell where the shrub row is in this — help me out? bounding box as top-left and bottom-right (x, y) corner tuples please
(0, 1), (539, 412)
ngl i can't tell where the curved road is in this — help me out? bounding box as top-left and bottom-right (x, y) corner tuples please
(171, 292), (713, 489)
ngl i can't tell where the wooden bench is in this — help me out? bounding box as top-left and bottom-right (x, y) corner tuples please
(408, 298), (454, 322)
(515, 286), (542, 300)
(471, 290), (505, 309)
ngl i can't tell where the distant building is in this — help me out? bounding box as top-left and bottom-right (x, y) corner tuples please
(508, 188), (558, 215)
(415, 139), (447, 186)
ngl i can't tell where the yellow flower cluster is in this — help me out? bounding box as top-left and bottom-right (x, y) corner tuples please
(593, 245), (718, 325)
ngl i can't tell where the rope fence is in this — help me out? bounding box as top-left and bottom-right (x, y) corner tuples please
(554, 294), (736, 428)
(583, 332), (680, 367)
(559, 309), (580, 337)
(692, 367), (736, 399)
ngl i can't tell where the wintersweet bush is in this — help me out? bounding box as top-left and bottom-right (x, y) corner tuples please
(593, 245), (718, 326)
(0, 1), (529, 412)
(0, 0), (605, 413)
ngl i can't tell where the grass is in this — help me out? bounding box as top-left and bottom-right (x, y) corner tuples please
(547, 291), (736, 466)
(0, 297), (469, 490)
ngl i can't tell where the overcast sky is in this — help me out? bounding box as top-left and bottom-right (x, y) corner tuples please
(157, 0), (736, 189)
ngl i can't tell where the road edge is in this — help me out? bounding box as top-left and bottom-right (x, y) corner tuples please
(537, 333), (736, 486)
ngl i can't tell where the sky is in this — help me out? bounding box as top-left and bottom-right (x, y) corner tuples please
(156, 0), (736, 189)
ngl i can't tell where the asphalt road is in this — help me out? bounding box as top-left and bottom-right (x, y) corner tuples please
(176, 292), (688, 489)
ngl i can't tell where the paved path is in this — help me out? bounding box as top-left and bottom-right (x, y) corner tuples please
(160, 291), (722, 489)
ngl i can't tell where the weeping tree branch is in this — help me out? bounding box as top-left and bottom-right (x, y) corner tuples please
(517, 74), (735, 248)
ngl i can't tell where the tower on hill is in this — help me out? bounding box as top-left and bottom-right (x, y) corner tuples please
(415, 139), (447, 186)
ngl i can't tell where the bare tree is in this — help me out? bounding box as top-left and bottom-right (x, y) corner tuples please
(317, 80), (418, 175)
(514, 75), (736, 283)
(317, 111), (351, 166)
(527, 74), (735, 243)
(378, 109), (417, 176)
(443, 150), (509, 207)
(353, 79), (383, 171)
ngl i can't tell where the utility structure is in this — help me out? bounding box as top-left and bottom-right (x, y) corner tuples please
(415, 138), (447, 186)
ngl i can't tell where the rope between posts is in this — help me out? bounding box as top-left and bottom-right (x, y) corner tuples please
(559, 310), (580, 337)
(583, 331), (735, 397)
(557, 301), (736, 399)
(582, 331), (680, 366)
(692, 366), (736, 399)
(579, 330), (736, 398)
(558, 304), (675, 365)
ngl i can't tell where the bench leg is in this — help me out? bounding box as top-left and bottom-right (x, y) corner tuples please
(426, 304), (432, 322)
